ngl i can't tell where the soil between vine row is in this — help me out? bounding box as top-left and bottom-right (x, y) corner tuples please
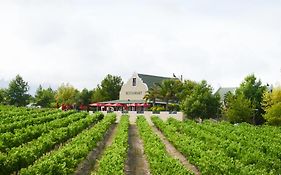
(125, 124), (150, 175)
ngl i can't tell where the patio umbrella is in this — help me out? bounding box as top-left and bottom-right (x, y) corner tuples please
(105, 103), (114, 107)
(134, 103), (143, 107)
(111, 103), (124, 107)
(89, 103), (104, 107)
(142, 103), (150, 107)
(127, 103), (137, 107)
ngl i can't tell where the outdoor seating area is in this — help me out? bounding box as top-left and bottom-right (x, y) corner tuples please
(89, 102), (150, 112)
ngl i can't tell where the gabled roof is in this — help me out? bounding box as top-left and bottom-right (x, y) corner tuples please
(215, 87), (237, 101)
(138, 73), (174, 89)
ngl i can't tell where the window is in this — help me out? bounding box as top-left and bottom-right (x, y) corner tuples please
(132, 78), (136, 86)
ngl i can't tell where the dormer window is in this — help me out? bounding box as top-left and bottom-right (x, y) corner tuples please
(132, 78), (136, 86)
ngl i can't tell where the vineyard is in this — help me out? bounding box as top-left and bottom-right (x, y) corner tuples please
(0, 106), (281, 175)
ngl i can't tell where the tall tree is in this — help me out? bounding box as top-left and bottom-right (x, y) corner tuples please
(92, 86), (104, 102)
(157, 79), (182, 110)
(177, 80), (197, 102)
(6, 75), (30, 106)
(262, 86), (281, 125)
(35, 85), (55, 108)
(55, 84), (78, 105)
(224, 93), (254, 123)
(79, 88), (92, 105)
(100, 74), (123, 101)
(181, 80), (220, 120)
(235, 74), (266, 124)
(144, 85), (160, 107)
(92, 74), (123, 102)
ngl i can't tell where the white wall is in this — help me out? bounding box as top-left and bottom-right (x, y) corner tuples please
(119, 72), (148, 100)
(95, 111), (184, 125)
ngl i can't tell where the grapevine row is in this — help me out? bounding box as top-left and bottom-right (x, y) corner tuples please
(0, 112), (104, 174)
(137, 116), (193, 175)
(0, 109), (59, 124)
(166, 118), (281, 173)
(152, 117), (280, 174)
(0, 110), (75, 133)
(19, 113), (116, 175)
(93, 115), (129, 175)
(0, 112), (87, 152)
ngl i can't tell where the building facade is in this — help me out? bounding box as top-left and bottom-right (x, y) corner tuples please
(119, 72), (173, 101)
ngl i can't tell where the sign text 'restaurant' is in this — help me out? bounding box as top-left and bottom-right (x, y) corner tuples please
(126, 91), (142, 95)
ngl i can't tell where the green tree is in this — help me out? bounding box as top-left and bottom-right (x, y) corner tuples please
(92, 74), (123, 102)
(100, 74), (123, 101)
(262, 86), (281, 125)
(55, 84), (78, 105)
(144, 85), (160, 107)
(181, 80), (220, 119)
(6, 75), (30, 106)
(263, 102), (281, 126)
(177, 80), (197, 102)
(157, 79), (182, 110)
(78, 88), (92, 105)
(0, 88), (7, 104)
(92, 86), (104, 102)
(35, 85), (55, 108)
(224, 93), (254, 123)
(262, 86), (281, 110)
(236, 74), (266, 124)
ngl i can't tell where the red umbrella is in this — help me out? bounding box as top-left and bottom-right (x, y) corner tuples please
(127, 103), (137, 107)
(134, 103), (143, 107)
(89, 103), (104, 107)
(105, 103), (114, 107)
(111, 103), (124, 107)
(142, 103), (150, 107)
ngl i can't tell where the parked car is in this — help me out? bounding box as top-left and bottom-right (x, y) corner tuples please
(26, 103), (41, 108)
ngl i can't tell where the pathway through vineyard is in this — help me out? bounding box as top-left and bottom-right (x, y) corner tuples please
(152, 126), (201, 175)
(125, 125), (150, 175)
(75, 117), (200, 175)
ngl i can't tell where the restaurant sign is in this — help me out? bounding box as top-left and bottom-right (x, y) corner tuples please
(126, 91), (143, 95)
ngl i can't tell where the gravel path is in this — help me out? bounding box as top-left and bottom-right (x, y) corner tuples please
(125, 125), (150, 175)
(152, 126), (201, 175)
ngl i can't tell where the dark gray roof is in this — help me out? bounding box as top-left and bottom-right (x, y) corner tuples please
(138, 73), (174, 89)
(215, 87), (237, 101)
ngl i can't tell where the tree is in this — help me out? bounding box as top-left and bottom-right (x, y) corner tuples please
(181, 80), (220, 119)
(144, 85), (160, 107)
(6, 75), (30, 106)
(92, 74), (123, 102)
(235, 74), (266, 124)
(262, 86), (281, 125)
(35, 85), (55, 108)
(263, 103), (281, 126)
(100, 74), (123, 101)
(55, 84), (79, 105)
(177, 80), (197, 102)
(224, 93), (254, 123)
(0, 88), (7, 104)
(157, 79), (182, 110)
(78, 88), (93, 105)
(262, 86), (281, 110)
(92, 86), (104, 102)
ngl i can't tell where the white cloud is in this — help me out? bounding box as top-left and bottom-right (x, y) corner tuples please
(0, 0), (280, 92)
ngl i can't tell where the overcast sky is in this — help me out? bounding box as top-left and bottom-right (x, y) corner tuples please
(0, 0), (281, 94)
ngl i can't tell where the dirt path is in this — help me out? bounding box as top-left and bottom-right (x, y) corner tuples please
(125, 125), (150, 175)
(152, 127), (201, 175)
(74, 123), (117, 175)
